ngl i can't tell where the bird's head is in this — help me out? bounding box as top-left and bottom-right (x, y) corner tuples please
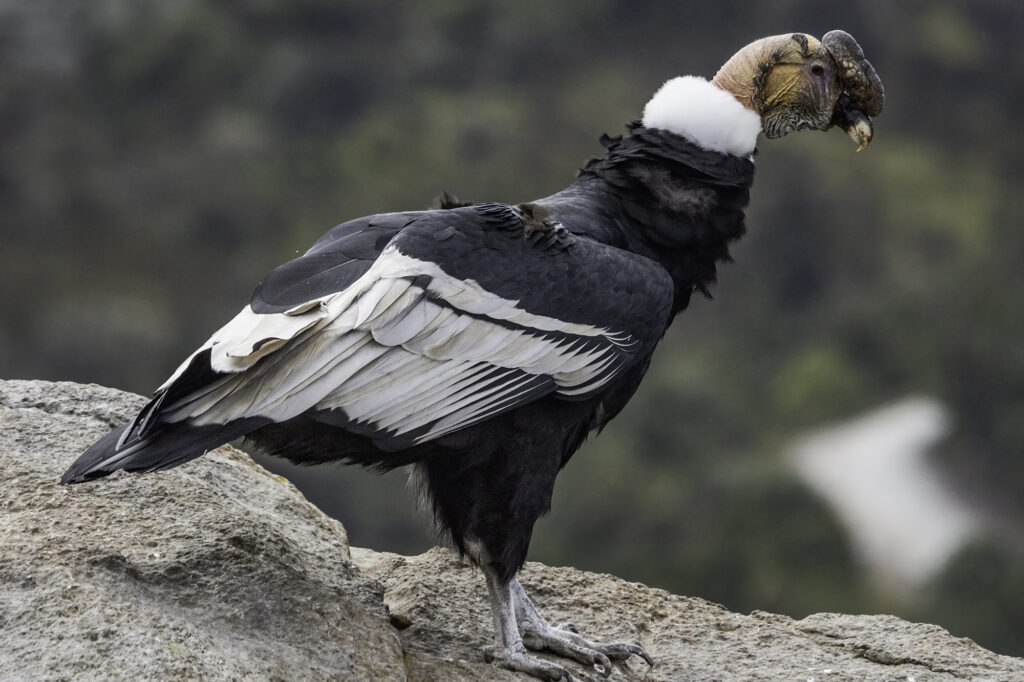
(711, 30), (884, 150)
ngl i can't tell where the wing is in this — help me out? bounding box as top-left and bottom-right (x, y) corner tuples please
(61, 210), (416, 482)
(136, 203), (673, 455)
(135, 209), (419, 421)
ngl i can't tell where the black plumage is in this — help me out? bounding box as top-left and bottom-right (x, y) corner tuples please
(64, 130), (750, 482)
(62, 129), (754, 677)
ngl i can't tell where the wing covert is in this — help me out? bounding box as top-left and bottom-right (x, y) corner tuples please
(152, 203), (673, 451)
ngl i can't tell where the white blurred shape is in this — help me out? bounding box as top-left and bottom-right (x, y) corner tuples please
(790, 397), (980, 594)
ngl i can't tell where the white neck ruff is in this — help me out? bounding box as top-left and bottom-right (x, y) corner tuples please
(641, 76), (761, 157)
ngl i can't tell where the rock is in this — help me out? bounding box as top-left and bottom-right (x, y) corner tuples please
(0, 380), (404, 681)
(354, 547), (1024, 682)
(2, 379), (1022, 682)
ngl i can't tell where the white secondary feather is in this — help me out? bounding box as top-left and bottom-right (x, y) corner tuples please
(355, 278), (403, 326)
(161, 245), (637, 445)
(371, 294), (440, 346)
(641, 75), (762, 157)
(333, 357), (468, 424)
(422, 374), (544, 439)
(363, 363), (486, 429)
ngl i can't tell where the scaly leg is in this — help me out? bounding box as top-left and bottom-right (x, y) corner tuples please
(480, 566), (654, 681)
(482, 567), (581, 681)
(512, 579), (653, 673)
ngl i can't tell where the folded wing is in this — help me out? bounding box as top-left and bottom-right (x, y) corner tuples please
(64, 203), (672, 480)
(157, 236), (648, 450)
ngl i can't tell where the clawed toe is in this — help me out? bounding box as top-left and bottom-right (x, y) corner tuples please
(523, 629), (611, 672)
(484, 644), (578, 681)
(521, 623), (652, 676)
(493, 577), (654, 680)
(598, 641), (654, 666)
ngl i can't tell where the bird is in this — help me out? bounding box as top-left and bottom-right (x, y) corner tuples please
(63, 30), (883, 682)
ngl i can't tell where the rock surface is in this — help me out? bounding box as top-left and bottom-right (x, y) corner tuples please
(2, 379), (1022, 681)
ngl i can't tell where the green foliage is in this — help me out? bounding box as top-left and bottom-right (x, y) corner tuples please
(4, 0), (1023, 656)
(773, 345), (871, 426)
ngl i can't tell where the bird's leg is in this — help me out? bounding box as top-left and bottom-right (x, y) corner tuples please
(512, 578), (654, 673)
(481, 566), (583, 681)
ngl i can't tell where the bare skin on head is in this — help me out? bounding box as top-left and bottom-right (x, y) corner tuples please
(712, 31), (884, 149)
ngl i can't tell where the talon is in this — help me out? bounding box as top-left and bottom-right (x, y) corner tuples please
(557, 621), (579, 634)
(596, 651), (613, 677)
(625, 643), (653, 667)
(632, 644), (655, 667)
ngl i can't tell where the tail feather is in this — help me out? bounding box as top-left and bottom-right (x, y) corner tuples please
(61, 417), (268, 484)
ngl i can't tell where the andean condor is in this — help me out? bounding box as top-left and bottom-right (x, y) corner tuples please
(63, 31), (883, 681)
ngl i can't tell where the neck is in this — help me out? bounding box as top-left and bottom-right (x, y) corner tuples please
(710, 69), (756, 110)
(710, 38), (769, 110)
(641, 76), (761, 157)
(540, 128), (756, 316)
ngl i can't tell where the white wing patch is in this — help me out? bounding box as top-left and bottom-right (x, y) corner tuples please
(158, 246), (638, 445)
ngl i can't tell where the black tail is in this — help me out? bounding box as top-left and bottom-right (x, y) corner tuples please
(61, 417), (268, 484)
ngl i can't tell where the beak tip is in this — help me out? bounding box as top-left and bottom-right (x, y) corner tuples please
(844, 115), (874, 152)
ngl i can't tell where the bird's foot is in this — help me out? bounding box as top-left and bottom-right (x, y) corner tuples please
(521, 620), (653, 677)
(511, 579), (653, 677)
(480, 569), (653, 680)
(484, 642), (580, 681)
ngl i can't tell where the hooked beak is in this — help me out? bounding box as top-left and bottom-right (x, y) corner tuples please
(821, 30), (883, 152)
(832, 95), (874, 151)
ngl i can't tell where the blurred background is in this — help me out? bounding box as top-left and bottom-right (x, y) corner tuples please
(3, 0), (1023, 657)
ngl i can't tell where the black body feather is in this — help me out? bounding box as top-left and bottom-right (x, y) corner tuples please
(63, 127), (754, 582)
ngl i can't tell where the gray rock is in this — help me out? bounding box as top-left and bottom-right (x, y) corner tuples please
(353, 547), (1024, 682)
(2, 379), (1022, 681)
(0, 380), (404, 681)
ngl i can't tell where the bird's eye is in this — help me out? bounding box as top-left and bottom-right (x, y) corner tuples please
(811, 63), (825, 77)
